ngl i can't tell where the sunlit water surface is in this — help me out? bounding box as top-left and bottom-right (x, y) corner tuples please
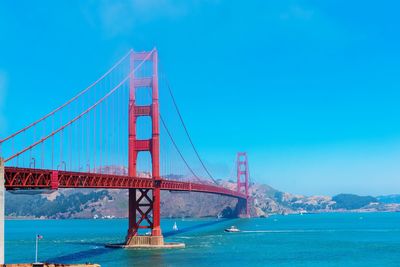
(6, 212), (400, 266)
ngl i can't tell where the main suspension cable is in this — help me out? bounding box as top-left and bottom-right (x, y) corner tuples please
(161, 73), (218, 184)
(5, 50), (153, 163)
(0, 49), (133, 144)
(159, 114), (202, 182)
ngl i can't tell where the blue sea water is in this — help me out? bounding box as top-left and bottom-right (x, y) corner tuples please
(5, 212), (400, 266)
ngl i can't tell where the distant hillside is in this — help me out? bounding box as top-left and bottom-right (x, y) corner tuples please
(5, 188), (238, 219)
(332, 194), (378, 210)
(376, 195), (400, 204)
(6, 190), (114, 219)
(5, 180), (400, 219)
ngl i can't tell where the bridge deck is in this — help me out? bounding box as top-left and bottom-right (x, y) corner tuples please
(4, 167), (246, 199)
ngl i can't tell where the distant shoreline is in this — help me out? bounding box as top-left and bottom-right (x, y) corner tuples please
(5, 210), (400, 221)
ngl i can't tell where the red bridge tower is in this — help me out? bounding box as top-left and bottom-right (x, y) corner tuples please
(236, 152), (250, 217)
(126, 49), (163, 246)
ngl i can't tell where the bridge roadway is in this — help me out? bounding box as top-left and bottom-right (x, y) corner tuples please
(4, 167), (247, 199)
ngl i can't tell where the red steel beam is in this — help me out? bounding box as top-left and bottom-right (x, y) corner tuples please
(134, 77), (152, 87)
(4, 167), (246, 199)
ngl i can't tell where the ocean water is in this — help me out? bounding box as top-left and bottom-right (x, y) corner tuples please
(5, 212), (400, 266)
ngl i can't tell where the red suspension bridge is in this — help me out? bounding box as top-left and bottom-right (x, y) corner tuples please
(0, 49), (250, 248)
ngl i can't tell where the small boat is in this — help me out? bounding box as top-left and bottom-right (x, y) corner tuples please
(224, 226), (240, 233)
(173, 222), (178, 231)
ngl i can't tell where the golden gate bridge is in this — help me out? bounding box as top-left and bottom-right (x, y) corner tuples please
(0, 49), (250, 250)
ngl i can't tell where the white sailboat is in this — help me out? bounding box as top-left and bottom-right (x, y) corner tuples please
(173, 222), (178, 231)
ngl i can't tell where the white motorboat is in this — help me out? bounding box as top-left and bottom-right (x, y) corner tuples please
(224, 226), (240, 232)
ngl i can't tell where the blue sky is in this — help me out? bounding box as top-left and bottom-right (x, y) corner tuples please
(1, 1), (400, 196)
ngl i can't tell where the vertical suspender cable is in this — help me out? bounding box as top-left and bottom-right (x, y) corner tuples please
(161, 74), (218, 184)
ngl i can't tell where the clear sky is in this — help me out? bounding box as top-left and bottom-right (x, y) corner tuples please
(0, 1), (400, 196)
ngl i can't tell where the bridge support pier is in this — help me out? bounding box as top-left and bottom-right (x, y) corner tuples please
(117, 187), (183, 249)
(125, 188), (164, 247)
(235, 198), (250, 218)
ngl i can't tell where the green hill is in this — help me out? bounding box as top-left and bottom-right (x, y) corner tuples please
(332, 194), (378, 210)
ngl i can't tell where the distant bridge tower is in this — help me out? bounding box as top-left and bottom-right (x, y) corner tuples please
(236, 152), (250, 217)
(126, 49), (163, 246)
